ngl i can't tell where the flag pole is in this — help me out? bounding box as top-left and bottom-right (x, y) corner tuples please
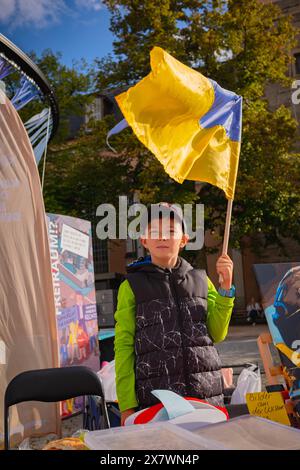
(219, 198), (233, 285)
(222, 198), (233, 255)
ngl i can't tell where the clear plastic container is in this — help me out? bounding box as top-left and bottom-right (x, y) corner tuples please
(193, 415), (300, 450)
(84, 422), (225, 450)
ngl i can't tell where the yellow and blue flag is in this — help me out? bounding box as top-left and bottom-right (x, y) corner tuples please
(110, 46), (242, 200)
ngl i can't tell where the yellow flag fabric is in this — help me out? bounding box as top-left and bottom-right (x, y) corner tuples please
(116, 47), (242, 199)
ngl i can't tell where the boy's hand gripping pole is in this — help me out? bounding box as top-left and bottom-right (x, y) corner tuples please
(219, 198), (233, 285)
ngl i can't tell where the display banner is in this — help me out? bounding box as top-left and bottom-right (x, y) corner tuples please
(47, 213), (99, 416)
(0, 89), (60, 446)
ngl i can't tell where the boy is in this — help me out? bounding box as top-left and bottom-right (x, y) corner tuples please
(114, 203), (234, 426)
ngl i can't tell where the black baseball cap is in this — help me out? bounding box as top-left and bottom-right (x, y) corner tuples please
(141, 202), (187, 235)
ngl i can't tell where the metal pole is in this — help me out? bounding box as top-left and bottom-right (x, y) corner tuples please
(41, 107), (51, 192)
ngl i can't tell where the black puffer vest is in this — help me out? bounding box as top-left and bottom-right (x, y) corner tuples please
(126, 255), (224, 408)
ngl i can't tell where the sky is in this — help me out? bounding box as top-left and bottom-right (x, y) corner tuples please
(0, 0), (114, 67)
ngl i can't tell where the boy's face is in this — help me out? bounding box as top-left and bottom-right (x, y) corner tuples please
(140, 217), (189, 261)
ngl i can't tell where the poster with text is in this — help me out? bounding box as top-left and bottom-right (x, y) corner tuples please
(47, 213), (100, 416)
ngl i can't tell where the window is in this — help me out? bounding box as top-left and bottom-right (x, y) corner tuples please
(126, 237), (138, 258)
(85, 96), (103, 128)
(92, 236), (108, 274)
(125, 192), (142, 259)
(92, 97), (103, 121)
(294, 53), (300, 76)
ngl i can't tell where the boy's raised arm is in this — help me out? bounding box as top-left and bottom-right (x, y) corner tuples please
(206, 276), (235, 344)
(114, 279), (139, 416)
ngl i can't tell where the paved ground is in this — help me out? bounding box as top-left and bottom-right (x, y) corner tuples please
(216, 323), (283, 393)
(226, 323), (269, 341)
(217, 323), (272, 367)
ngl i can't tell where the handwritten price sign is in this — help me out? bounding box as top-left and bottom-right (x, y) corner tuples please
(246, 391), (290, 426)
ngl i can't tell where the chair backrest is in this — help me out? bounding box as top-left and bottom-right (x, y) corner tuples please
(4, 366), (109, 449)
(5, 366), (104, 407)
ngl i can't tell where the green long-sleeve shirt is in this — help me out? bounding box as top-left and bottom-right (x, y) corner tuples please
(114, 277), (234, 412)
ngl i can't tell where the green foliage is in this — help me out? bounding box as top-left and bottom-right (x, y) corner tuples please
(42, 117), (132, 217)
(22, 50), (94, 143)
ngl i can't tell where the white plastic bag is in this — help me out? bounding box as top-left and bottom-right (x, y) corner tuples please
(18, 438), (32, 450)
(230, 365), (261, 405)
(18, 433), (58, 450)
(97, 360), (117, 402)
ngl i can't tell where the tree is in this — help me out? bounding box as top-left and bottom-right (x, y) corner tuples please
(20, 50), (94, 143)
(31, 48), (196, 240)
(42, 117), (133, 217)
(95, 0), (300, 253)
